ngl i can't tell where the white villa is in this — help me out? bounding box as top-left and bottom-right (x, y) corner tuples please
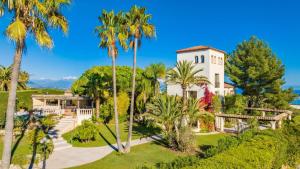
(32, 90), (94, 125)
(167, 45), (234, 98)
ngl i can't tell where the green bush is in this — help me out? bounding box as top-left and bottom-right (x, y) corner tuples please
(211, 95), (222, 113)
(199, 114), (215, 132)
(70, 120), (100, 142)
(224, 94), (247, 114)
(99, 91), (130, 123)
(139, 114), (300, 169)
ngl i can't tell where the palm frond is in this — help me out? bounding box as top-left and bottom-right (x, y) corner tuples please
(6, 18), (26, 42)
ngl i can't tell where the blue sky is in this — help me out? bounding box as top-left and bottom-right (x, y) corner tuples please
(0, 0), (299, 86)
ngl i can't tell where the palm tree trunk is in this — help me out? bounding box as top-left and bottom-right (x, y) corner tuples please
(182, 85), (187, 111)
(2, 40), (24, 169)
(181, 85), (188, 127)
(125, 37), (138, 152)
(95, 97), (100, 118)
(111, 48), (124, 153)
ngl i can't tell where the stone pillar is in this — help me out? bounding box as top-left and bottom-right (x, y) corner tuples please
(215, 117), (219, 130)
(262, 111), (265, 117)
(220, 117), (225, 132)
(58, 99), (61, 108)
(270, 121), (276, 130)
(237, 119), (242, 132)
(77, 100), (80, 108)
(278, 120), (282, 128)
(44, 99), (47, 106)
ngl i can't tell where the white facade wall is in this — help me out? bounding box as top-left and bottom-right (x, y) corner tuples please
(167, 48), (225, 99)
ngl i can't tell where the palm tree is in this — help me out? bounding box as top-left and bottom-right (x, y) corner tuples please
(144, 63), (166, 96)
(96, 10), (128, 153)
(125, 5), (156, 152)
(85, 73), (108, 118)
(167, 61), (209, 126)
(146, 95), (182, 147)
(0, 1), (70, 168)
(0, 65), (29, 91)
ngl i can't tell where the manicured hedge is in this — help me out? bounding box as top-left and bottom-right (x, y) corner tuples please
(0, 89), (63, 127)
(140, 117), (300, 169)
(190, 131), (289, 169)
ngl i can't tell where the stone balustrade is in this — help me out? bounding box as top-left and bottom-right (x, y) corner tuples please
(76, 109), (93, 125)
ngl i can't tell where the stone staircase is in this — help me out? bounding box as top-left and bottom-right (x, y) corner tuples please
(49, 116), (76, 151)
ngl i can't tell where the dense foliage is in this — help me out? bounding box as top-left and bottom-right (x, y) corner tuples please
(225, 36), (296, 109)
(0, 65), (29, 91)
(99, 91), (130, 123)
(224, 94), (247, 114)
(146, 95), (199, 152)
(70, 120), (101, 143)
(139, 114), (300, 169)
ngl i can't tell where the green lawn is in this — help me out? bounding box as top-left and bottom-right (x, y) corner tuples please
(0, 135), (32, 165)
(0, 89), (63, 126)
(63, 122), (160, 147)
(196, 134), (227, 146)
(69, 134), (227, 169)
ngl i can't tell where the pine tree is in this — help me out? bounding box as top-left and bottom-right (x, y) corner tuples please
(226, 36), (296, 109)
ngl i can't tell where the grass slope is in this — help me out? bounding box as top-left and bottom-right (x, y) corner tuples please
(68, 134), (227, 169)
(0, 135), (32, 165)
(0, 89), (64, 126)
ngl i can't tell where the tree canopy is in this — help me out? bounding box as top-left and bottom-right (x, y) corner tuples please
(225, 36), (296, 109)
(71, 66), (144, 96)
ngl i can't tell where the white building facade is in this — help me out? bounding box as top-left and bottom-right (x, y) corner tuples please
(167, 46), (225, 98)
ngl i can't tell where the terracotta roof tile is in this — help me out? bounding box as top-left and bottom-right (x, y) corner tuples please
(176, 45), (226, 54)
(224, 82), (235, 88)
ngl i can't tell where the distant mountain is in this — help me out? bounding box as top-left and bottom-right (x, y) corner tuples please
(28, 79), (75, 90)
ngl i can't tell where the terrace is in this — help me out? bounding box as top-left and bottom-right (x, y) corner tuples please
(31, 90), (94, 125)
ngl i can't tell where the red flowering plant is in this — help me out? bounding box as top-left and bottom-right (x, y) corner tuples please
(199, 85), (214, 112)
(197, 85), (216, 132)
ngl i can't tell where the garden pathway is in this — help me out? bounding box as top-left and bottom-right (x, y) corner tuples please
(40, 117), (161, 169)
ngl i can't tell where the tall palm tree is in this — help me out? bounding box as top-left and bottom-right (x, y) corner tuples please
(96, 10), (128, 153)
(125, 6), (155, 152)
(85, 73), (108, 118)
(144, 63), (166, 96)
(0, 65), (29, 91)
(167, 61), (209, 125)
(0, 1), (69, 168)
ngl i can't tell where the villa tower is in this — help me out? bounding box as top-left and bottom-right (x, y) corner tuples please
(167, 46), (226, 98)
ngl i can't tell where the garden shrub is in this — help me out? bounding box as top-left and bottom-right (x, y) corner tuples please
(70, 120), (100, 142)
(224, 94), (247, 114)
(117, 91), (130, 116)
(211, 95), (222, 113)
(99, 103), (113, 124)
(199, 114), (215, 132)
(99, 91), (130, 123)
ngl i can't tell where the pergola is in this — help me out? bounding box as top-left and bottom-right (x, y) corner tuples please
(32, 94), (92, 109)
(215, 108), (293, 132)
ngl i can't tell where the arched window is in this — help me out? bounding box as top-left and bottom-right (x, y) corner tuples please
(201, 55), (205, 63)
(195, 56), (199, 63)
